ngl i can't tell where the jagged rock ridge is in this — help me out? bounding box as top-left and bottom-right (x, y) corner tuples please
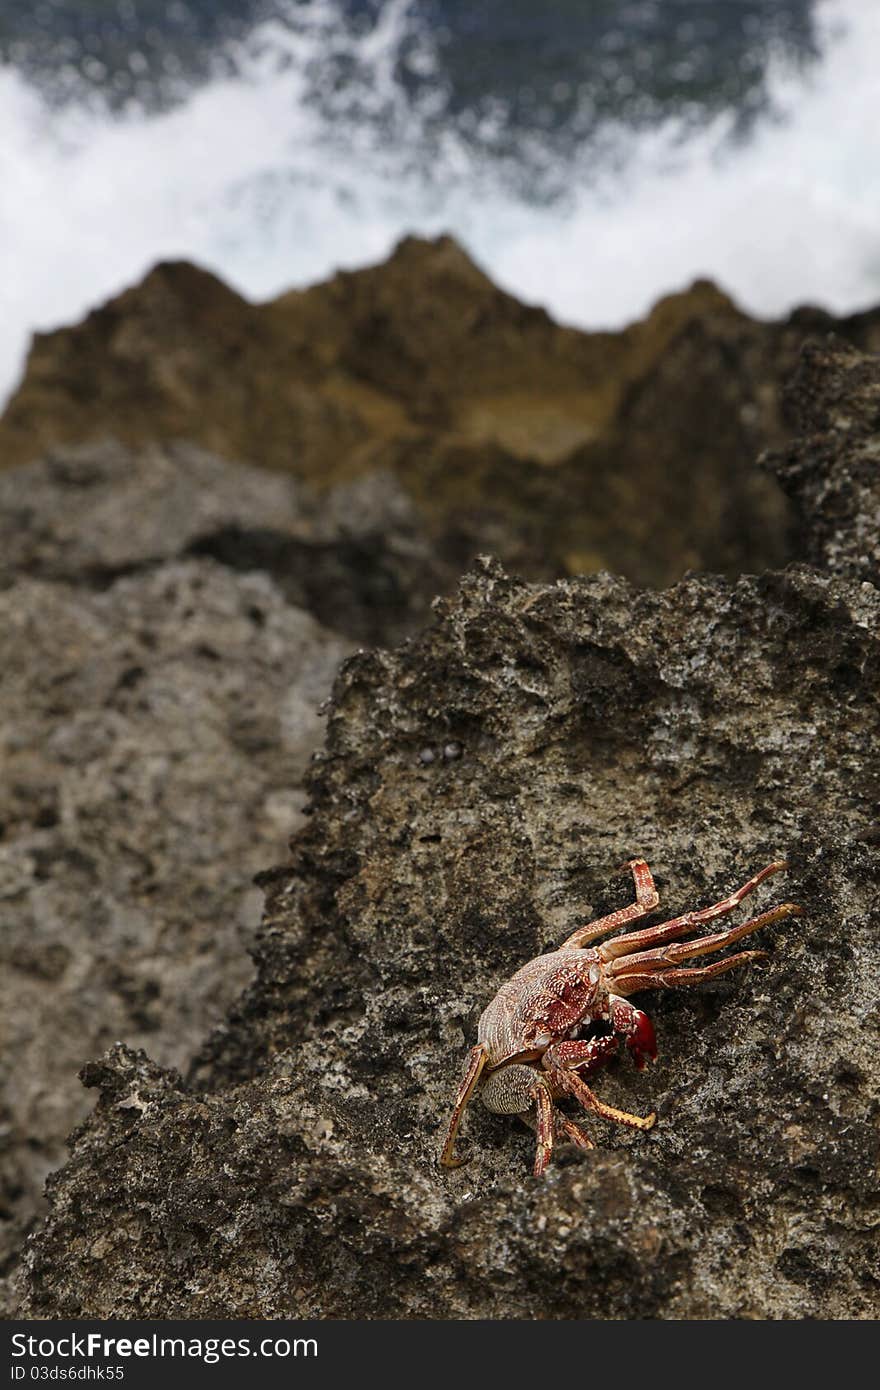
(6, 236), (880, 592)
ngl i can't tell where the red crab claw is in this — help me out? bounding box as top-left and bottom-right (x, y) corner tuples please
(625, 1009), (658, 1070)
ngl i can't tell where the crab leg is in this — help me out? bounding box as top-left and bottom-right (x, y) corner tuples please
(542, 1041), (656, 1131)
(529, 1037), (615, 1173)
(531, 1080), (555, 1178)
(597, 859), (789, 962)
(529, 1082), (596, 1175)
(440, 1043), (488, 1168)
(612, 950), (771, 995)
(555, 1114), (595, 1152)
(609, 901), (802, 988)
(565, 1032), (620, 1077)
(560, 858), (659, 949)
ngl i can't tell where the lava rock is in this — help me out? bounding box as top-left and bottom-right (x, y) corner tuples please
(0, 556), (349, 1299)
(13, 342), (880, 1319)
(0, 438), (448, 646)
(9, 237), (880, 589)
(764, 336), (880, 587)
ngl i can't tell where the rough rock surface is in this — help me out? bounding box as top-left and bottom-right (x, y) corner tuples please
(0, 446), (353, 1302)
(12, 340), (880, 1319)
(0, 439), (447, 647)
(766, 337), (880, 590)
(9, 237), (880, 590)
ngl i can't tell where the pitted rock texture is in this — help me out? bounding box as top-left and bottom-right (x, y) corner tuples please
(764, 337), (880, 589)
(9, 343), (880, 1321)
(0, 555), (349, 1298)
(18, 559), (880, 1318)
(0, 438), (446, 646)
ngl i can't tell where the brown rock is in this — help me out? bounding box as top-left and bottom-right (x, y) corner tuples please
(764, 336), (880, 587)
(7, 237), (880, 590)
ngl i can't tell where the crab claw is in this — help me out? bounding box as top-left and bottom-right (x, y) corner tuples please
(625, 1009), (658, 1070)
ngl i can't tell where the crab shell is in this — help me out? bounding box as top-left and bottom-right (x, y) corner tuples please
(477, 948), (608, 1066)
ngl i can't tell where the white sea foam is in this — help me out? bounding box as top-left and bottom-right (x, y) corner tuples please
(1, 0), (878, 409)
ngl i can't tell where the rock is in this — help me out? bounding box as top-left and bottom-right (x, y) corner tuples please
(0, 554), (350, 1299)
(14, 341), (880, 1319)
(763, 337), (880, 588)
(0, 258), (372, 482)
(8, 237), (880, 589)
(0, 432), (460, 1298)
(0, 437), (312, 582)
(0, 439), (448, 646)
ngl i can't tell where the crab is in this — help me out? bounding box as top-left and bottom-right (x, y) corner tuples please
(440, 857), (801, 1177)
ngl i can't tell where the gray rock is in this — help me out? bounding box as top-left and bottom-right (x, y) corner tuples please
(764, 337), (880, 587)
(0, 558), (349, 1301)
(0, 438), (450, 646)
(13, 342), (880, 1319)
(0, 439), (304, 581)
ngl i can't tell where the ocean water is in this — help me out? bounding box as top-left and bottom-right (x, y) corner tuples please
(1, 0), (878, 409)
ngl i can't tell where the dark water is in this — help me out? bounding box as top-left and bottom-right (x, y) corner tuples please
(1, 1), (820, 143)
